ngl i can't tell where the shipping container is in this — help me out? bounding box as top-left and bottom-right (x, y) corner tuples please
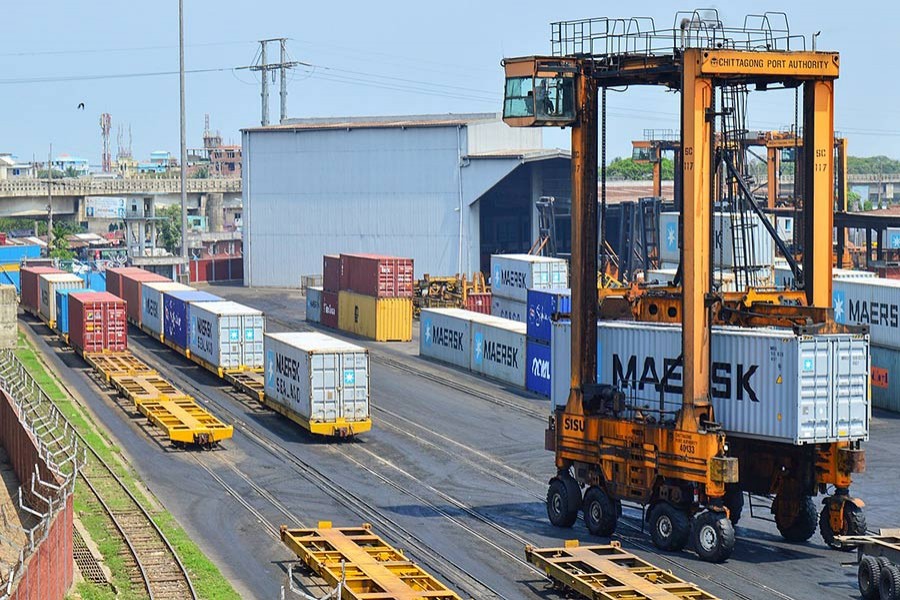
(833, 278), (900, 350)
(162, 290), (223, 350)
(0, 244), (41, 263)
(121, 269), (170, 325)
(527, 288), (571, 343)
(321, 291), (339, 329)
(39, 273), (84, 326)
(886, 227), (900, 250)
(323, 255), (340, 293)
(491, 295), (527, 322)
(490, 254), (568, 302)
(105, 266), (145, 298)
(337, 291), (412, 342)
(775, 216), (794, 244)
(79, 270), (107, 292)
(550, 320), (869, 444)
(870, 345), (900, 412)
(465, 292), (492, 314)
(419, 308), (473, 370)
(54, 289), (76, 335)
(470, 315), (527, 387)
(774, 262), (876, 289)
(68, 291), (127, 354)
(140, 281), (192, 338)
(659, 212), (775, 268)
(526, 338), (552, 397)
(306, 287), (323, 323)
(263, 332), (370, 433)
(189, 301), (265, 370)
(20, 266), (64, 314)
(644, 268), (773, 292)
(338, 253), (414, 298)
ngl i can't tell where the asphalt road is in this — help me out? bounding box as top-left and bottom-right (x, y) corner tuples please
(22, 283), (900, 599)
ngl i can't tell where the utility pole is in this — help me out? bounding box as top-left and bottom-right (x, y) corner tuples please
(47, 144), (53, 253)
(238, 39), (307, 126)
(179, 0), (188, 272)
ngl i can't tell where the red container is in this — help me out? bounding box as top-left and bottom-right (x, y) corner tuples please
(466, 292), (492, 314)
(105, 267), (146, 298)
(339, 253), (414, 298)
(20, 267), (64, 314)
(323, 254), (340, 292)
(121, 270), (169, 325)
(68, 291), (127, 353)
(321, 291), (339, 328)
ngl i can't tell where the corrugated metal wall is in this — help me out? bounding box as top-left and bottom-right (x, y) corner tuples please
(244, 127), (468, 287)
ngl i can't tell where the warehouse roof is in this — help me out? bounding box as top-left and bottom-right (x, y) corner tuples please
(468, 148), (570, 162)
(242, 112), (501, 133)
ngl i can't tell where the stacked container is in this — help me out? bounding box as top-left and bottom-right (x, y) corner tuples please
(322, 255), (340, 329)
(263, 332), (370, 430)
(336, 254), (413, 341)
(306, 286), (323, 324)
(39, 273), (85, 327)
(465, 292), (491, 314)
(105, 266), (145, 298)
(490, 254), (568, 323)
(20, 266), (64, 315)
(68, 291), (127, 354)
(189, 301), (265, 371)
(525, 288), (570, 397)
(54, 289), (75, 335)
(659, 212), (775, 269)
(119, 269), (170, 326)
(141, 281), (192, 339)
(162, 289), (223, 349)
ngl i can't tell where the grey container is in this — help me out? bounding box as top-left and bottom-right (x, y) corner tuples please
(306, 286), (323, 323)
(490, 254), (568, 302)
(264, 331), (369, 424)
(470, 314), (527, 388)
(491, 295), (527, 322)
(659, 212), (774, 268)
(833, 278), (900, 350)
(190, 301), (266, 370)
(871, 345), (900, 412)
(774, 262), (875, 289)
(551, 320), (869, 444)
(419, 308), (473, 370)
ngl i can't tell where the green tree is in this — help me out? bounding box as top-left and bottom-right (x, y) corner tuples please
(156, 205), (182, 254)
(48, 224), (75, 260)
(847, 155), (900, 175)
(604, 157), (675, 180)
(36, 169), (64, 179)
(191, 166), (209, 179)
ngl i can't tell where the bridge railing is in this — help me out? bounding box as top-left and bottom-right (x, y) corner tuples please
(0, 177), (241, 198)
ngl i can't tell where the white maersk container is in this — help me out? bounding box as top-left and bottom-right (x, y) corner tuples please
(306, 286), (323, 323)
(264, 332), (369, 426)
(39, 273), (84, 326)
(490, 254), (568, 302)
(189, 301), (265, 370)
(659, 212), (775, 268)
(774, 261), (875, 289)
(886, 227), (900, 249)
(833, 278), (900, 350)
(551, 320), (869, 444)
(419, 308), (473, 370)
(491, 295), (527, 322)
(141, 281), (192, 338)
(471, 314), (527, 387)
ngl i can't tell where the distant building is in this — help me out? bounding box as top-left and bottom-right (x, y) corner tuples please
(241, 112), (570, 287)
(0, 155), (14, 180)
(51, 154), (90, 176)
(188, 120), (242, 178)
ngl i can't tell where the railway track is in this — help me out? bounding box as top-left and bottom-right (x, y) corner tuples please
(10, 339), (197, 600)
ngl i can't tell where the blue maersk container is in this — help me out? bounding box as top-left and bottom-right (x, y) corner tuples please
(526, 288), (571, 344)
(526, 339), (552, 397)
(163, 290), (223, 350)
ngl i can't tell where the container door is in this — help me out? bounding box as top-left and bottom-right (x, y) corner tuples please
(242, 315), (264, 368)
(310, 352), (339, 422)
(797, 337), (831, 442)
(339, 352), (369, 421)
(222, 315), (241, 368)
(830, 336), (869, 440)
(533, 262), (549, 287)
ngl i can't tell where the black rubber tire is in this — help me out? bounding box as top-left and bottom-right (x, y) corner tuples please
(648, 503), (691, 552)
(880, 564), (900, 600)
(820, 501), (868, 550)
(692, 511), (736, 563)
(858, 555), (882, 599)
(583, 487), (618, 537)
(547, 477), (581, 528)
(775, 496), (818, 543)
(724, 485), (743, 527)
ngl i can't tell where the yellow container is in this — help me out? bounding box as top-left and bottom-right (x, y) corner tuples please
(338, 291), (412, 342)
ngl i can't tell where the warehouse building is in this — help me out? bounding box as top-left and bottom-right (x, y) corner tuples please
(241, 113), (571, 287)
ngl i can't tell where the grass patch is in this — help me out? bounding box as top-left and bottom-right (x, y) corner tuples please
(15, 333), (240, 600)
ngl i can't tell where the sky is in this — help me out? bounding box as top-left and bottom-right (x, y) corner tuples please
(2, 1), (898, 167)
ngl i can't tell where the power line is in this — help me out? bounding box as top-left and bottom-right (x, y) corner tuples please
(0, 67), (232, 85)
(0, 40), (257, 58)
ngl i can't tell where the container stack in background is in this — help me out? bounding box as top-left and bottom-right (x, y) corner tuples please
(0, 244), (41, 291)
(490, 254), (568, 322)
(525, 288), (570, 397)
(317, 253), (414, 342)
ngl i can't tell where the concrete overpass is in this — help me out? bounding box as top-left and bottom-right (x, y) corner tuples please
(0, 177), (241, 218)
